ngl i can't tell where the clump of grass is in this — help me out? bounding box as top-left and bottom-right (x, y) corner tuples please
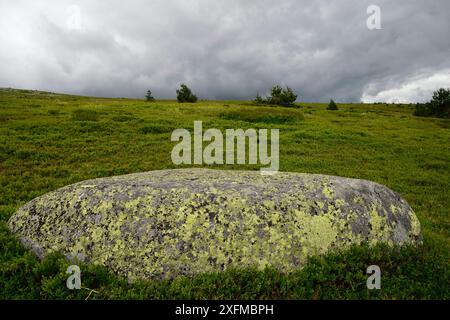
(48, 110), (60, 116)
(139, 125), (172, 134)
(76, 122), (110, 133)
(72, 109), (99, 122)
(220, 110), (304, 124)
(111, 115), (135, 122)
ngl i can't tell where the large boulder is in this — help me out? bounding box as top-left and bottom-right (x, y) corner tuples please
(8, 169), (421, 280)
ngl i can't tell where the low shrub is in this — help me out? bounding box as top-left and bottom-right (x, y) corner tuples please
(254, 85), (298, 107)
(414, 88), (450, 118)
(145, 90), (155, 102)
(176, 84), (198, 103)
(327, 99), (338, 110)
(72, 109), (99, 122)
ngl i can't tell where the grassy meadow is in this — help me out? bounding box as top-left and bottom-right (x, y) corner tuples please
(0, 88), (449, 299)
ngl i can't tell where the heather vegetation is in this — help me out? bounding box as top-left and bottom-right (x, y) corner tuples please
(0, 88), (448, 299)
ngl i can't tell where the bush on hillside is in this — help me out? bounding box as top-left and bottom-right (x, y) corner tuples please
(414, 88), (450, 118)
(327, 99), (338, 110)
(254, 85), (298, 107)
(145, 90), (155, 102)
(176, 84), (198, 103)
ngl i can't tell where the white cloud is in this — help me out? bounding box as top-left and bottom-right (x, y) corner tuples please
(361, 71), (450, 103)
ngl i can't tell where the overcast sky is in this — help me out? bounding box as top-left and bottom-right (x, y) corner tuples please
(1, 0), (449, 102)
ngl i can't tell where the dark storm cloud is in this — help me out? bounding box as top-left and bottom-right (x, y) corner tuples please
(0, 0), (449, 102)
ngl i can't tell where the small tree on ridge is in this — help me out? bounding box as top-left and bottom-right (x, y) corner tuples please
(145, 90), (155, 102)
(327, 99), (338, 110)
(176, 84), (198, 103)
(254, 85), (298, 107)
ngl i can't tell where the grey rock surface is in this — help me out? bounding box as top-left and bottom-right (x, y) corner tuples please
(8, 169), (422, 280)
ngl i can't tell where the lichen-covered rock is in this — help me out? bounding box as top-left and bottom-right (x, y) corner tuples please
(8, 169), (421, 280)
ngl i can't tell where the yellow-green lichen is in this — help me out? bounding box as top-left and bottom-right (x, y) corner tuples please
(7, 169), (422, 280)
(369, 204), (391, 245)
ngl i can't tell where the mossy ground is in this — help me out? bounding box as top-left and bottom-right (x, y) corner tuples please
(0, 88), (449, 299)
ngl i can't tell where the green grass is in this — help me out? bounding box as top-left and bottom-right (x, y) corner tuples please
(0, 88), (449, 299)
(71, 109), (100, 122)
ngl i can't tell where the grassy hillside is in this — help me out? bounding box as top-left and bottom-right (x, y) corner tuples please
(0, 88), (449, 299)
